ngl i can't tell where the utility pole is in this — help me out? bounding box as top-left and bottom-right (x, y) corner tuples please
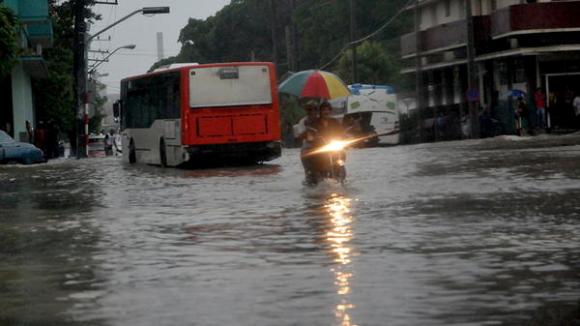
(414, 0), (423, 142)
(465, 0), (479, 138)
(75, 0), (120, 158)
(269, 0), (278, 67)
(291, 0), (299, 71)
(73, 0), (87, 158)
(350, 0), (358, 83)
(285, 26), (294, 72)
(285, 0), (298, 72)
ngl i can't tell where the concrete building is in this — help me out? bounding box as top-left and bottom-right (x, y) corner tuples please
(0, 0), (53, 141)
(401, 0), (580, 138)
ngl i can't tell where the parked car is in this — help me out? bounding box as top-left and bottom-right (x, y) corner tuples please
(0, 130), (45, 164)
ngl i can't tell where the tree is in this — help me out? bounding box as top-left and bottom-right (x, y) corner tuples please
(334, 41), (400, 85)
(32, 1), (76, 137)
(33, 1), (102, 139)
(88, 80), (107, 134)
(0, 5), (18, 78)
(150, 0), (414, 88)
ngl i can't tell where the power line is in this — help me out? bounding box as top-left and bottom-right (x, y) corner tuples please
(319, 0), (414, 70)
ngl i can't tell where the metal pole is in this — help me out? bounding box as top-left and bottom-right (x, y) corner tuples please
(465, 0), (479, 138)
(82, 9), (144, 157)
(73, 0), (87, 158)
(414, 0), (423, 142)
(80, 8), (161, 158)
(350, 0), (358, 83)
(88, 9), (143, 43)
(290, 0), (299, 71)
(285, 26), (293, 71)
(82, 31), (90, 158)
(269, 0), (278, 66)
(88, 46), (134, 73)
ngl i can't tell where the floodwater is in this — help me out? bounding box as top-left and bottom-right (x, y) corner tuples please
(1, 134), (580, 326)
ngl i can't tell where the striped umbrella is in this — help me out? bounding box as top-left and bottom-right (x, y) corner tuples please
(279, 70), (350, 100)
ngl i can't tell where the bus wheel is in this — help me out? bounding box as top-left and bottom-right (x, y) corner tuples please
(129, 139), (137, 164)
(159, 138), (167, 167)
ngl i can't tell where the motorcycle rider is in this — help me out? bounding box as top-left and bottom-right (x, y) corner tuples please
(294, 100), (320, 183)
(294, 100), (345, 184)
(316, 101), (343, 142)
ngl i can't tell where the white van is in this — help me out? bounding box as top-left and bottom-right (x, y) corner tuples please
(345, 84), (399, 146)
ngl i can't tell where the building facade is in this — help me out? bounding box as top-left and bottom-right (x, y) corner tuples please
(401, 0), (580, 138)
(0, 0), (52, 141)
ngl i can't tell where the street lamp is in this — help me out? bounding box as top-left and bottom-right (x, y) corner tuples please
(77, 6), (170, 158)
(88, 6), (170, 43)
(89, 44), (136, 74)
(142, 7), (170, 15)
(87, 44), (135, 122)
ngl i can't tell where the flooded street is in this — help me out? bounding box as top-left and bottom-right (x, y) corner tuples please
(1, 135), (580, 326)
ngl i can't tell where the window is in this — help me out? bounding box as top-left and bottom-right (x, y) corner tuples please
(189, 65), (272, 108)
(496, 62), (508, 85)
(445, 0), (451, 17)
(121, 72), (181, 129)
(431, 5), (438, 26)
(514, 59), (527, 83)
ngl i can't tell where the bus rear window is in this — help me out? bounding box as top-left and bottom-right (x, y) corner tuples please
(189, 65), (272, 108)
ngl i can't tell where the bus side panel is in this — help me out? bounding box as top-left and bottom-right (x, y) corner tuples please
(123, 119), (183, 166)
(180, 68), (191, 148)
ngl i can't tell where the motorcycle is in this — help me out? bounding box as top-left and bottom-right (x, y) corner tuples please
(302, 135), (353, 185)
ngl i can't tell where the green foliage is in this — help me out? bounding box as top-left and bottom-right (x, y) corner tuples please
(335, 41), (400, 85)
(0, 5), (19, 78)
(294, 0), (350, 70)
(155, 0), (413, 89)
(280, 95), (305, 127)
(148, 56), (178, 72)
(89, 97), (106, 134)
(33, 1), (102, 137)
(33, 1), (76, 135)
(175, 0), (273, 64)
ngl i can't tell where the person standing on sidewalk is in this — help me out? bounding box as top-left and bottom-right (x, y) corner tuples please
(515, 97), (527, 136)
(534, 88), (547, 129)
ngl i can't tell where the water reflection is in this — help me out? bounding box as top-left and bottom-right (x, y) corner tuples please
(121, 162), (282, 179)
(324, 193), (357, 326)
(0, 161), (105, 325)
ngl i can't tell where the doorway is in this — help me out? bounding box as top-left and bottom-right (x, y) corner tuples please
(0, 75), (13, 137)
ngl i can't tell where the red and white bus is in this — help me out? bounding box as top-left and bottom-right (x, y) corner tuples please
(118, 62), (281, 167)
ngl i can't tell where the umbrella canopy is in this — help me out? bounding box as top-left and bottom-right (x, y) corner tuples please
(506, 89), (526, 98)
(279, 70), (350, 100)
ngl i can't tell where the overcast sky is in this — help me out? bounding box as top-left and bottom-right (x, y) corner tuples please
(89, 0), (231, 95)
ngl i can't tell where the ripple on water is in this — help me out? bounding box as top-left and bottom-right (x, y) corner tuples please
(1, 141), (580, 325)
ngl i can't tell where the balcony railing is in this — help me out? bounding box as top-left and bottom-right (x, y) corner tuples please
(3, 0), (53, 49)
(401, 16), (491, 57)
(491, 1), (580, 38)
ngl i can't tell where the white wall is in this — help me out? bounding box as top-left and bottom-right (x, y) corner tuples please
(11, 63), (35, 142)
(497, 0), (521, 9)
(420, 0), (467, 30)
(420, 4), (437, 29)
(419, 0), (542, 30)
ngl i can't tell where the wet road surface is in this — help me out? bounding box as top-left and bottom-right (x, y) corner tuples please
(1, 134), (580, 325)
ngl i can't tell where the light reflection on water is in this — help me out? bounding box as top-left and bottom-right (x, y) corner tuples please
(324, 194), (356, 326)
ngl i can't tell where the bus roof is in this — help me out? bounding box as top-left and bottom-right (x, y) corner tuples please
(152, 63), (199, 71)
(121, 62), (275, 83)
